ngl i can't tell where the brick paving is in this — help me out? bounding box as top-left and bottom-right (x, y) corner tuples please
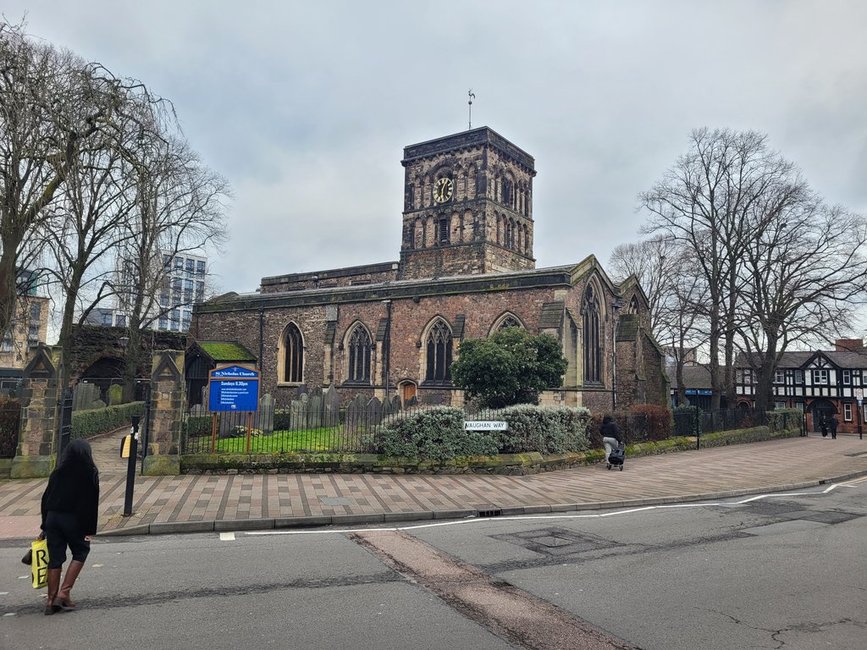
(1, 431), (865, 540)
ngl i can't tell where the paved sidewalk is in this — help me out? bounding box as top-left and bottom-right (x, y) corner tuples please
(1, 432), (865, 541)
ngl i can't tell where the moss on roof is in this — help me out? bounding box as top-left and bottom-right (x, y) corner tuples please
(195, 340), (257, 362)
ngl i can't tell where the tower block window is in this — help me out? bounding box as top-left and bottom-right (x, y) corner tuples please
(283, 324), (304, 383)
(347, 325), (372, 384)
(583, 286), (601, 383)
(426, 320), (453, 382)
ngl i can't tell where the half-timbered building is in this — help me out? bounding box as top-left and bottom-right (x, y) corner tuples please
(735, 339), (867, 434)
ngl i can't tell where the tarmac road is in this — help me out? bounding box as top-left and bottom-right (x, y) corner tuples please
(2, 475), (864, 649)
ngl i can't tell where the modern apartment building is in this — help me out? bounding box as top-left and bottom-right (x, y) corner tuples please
(87, 252), (207, 333)
(0, 270), (50, 380)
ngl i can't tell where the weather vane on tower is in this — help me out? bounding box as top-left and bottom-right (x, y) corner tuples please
(468, 89), (475, 130)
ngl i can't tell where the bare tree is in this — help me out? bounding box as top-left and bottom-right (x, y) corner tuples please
(737, 193), (867, 412)
(39, 125), (139, 388)
(115, 122), (228, 399)
(640, 128), (797, 410)
(608, 235), (679, 336)
(1, 23), (119, 338)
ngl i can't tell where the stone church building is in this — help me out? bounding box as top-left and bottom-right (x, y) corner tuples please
(192, 126), (667, 413)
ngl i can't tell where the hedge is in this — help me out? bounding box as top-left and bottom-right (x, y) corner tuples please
(72, 401), (145, 440)
(490, 405), (591, 454)
(369, 404), (592, 461)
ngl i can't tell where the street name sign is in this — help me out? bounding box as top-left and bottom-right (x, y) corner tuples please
(464, 420), (508, 431)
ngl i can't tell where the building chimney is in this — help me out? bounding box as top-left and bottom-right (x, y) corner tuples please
(834, 338), (865, 352)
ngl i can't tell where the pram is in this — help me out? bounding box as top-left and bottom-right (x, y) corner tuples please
(606, 445), (625, 471)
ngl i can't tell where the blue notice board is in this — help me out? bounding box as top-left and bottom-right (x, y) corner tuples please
(208, 365), (260, 412)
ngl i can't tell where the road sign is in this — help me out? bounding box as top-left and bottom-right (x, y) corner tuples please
(208, 365), (260, 412)
(464, 420), (508, 431)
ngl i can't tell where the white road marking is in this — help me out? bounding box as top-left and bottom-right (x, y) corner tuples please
(219, 532), (235, 541)
(238, 478), (865, 537)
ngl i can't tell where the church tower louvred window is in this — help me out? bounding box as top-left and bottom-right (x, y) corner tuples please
(347, 324), (372, 384)
(583, 285), (601, 383)
(282, 323), (304, 383)
(425, 319), (453, 383)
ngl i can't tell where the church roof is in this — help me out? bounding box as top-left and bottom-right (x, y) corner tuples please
(191, 340), (257, 363)
(197, 262), (596, 314)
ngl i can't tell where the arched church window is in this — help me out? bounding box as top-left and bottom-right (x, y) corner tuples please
(503, 178), (513, 207)
(347, 324), (372, 384)
(498, 315), (522, 331)
(438, 217), (449, 244)
(282, 323), (304, 383)
(583, 285), (601, 383)
(425, 319), (453, 383)
(629, 295), (640, 313)
(406, 184), (415, 210)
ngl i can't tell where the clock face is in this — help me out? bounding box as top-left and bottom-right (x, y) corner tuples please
(433, 177), (454, 203)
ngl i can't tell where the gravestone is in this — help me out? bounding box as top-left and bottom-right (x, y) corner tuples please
(367, 396), (383, 426)
(256, 393), (275, 434)
(72, 382), (101, 411)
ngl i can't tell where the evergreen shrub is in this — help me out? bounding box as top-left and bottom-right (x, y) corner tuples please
(492, 405), (591, 454)
(767, 408), (802, 432)
(371, 404), (591, 461)
(183, 415), (212, 437)
(371, 407), (498, 462)
(673, 405), (703, 437)
(71, 401), (145, 440)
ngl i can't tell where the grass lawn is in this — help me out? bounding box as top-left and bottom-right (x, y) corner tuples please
(211, 426), (364, 453)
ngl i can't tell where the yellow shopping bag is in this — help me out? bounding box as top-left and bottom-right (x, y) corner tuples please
(30, 538), (49, 589)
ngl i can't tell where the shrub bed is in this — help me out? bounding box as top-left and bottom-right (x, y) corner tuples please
(491, 405), (591, 454)
(72, 401), (145, 440)
(369, 404), (591, 461)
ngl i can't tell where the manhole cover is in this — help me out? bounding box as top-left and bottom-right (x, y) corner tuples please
(491, 527), (611, 556)
(536, 535), (573, 548)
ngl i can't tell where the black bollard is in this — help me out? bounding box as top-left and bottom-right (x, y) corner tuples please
(122, 415), (141, 517)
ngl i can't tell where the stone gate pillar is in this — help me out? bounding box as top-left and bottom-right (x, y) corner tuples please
(142, 350), (185, 476)
(11, 346), (62, 478)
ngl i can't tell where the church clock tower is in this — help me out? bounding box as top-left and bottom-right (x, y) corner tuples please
(398, 127), (536, 280)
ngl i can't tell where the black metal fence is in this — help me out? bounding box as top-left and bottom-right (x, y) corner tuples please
(672, 408), (769, 438)
(181, 403), (507, 455)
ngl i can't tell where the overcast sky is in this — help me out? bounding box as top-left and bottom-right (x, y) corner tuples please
(6, 1), (867, 303)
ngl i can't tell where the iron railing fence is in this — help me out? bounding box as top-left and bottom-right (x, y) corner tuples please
(181, 403), (508, 455)
(181, 404), (785, 456)
(672, 408), (769, 439)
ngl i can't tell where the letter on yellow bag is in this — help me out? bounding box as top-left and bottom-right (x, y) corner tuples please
(31, 538), (49, 589)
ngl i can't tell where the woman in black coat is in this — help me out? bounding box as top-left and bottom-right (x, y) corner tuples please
(40, 439), (100, 615)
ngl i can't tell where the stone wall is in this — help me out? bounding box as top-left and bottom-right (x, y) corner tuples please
(142, 350), (185, 475)
(10, 346), (62, 478)
(260, 261), (399, 293)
